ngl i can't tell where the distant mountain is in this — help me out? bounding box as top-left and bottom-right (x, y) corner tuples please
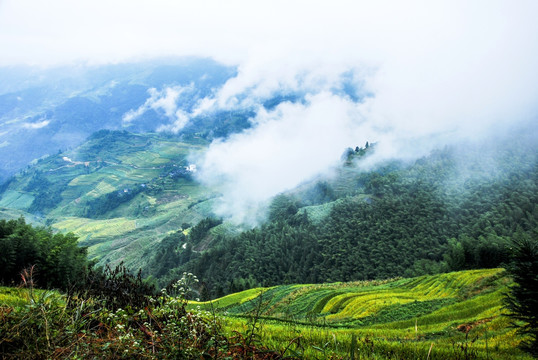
(0, 58), (237, 182)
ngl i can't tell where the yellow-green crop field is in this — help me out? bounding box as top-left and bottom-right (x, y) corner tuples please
(84, 180), (117, 198)
(117, 151), (170, 167)
(0, 190), (34, 210)
(52, 216), (136, 241)
(190, 269), (532, 359)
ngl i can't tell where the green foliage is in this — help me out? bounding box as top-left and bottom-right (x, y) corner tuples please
(145, 231), (187, 278)
(83, 185), (144, 218)
(302, 181), (337, 206)
(0, 218), (88, 290)
(25, 171), (65, 213)
(268, 194), (303, 223)
(504, 231), (538, 356)
(188, 217), (222, 245)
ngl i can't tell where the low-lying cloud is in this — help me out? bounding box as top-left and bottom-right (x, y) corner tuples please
(22, 120), (50, 129)
(123, 85), (193, 132)
(190, 2), (538, 224)
(195, 92), (375, 224)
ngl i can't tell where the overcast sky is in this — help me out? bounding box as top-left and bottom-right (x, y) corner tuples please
(2, 0), (538, 223)
(1, 1), (536, 67)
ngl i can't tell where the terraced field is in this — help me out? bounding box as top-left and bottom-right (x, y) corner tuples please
(192, 269), (531, 359)
(0, 131), (221, 269)
(52, 216), (137, 242)
(0, 190), (34, 210)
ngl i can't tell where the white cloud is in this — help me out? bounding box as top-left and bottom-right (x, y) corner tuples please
(191, 1), (538, 222)
(156, 109), (190, 133)
(22, 120), (50, 129)
(123, 85), (194, 132)
(149, 87), (183, 118)
(195, 92), (375, 224)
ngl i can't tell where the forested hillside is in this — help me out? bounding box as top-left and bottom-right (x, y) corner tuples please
(0, 217), (89, 289)
(150, 137), (538, 298)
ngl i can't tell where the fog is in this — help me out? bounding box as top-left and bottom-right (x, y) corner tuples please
(186, 3), (538, 223)
(2, 1), (538, 223)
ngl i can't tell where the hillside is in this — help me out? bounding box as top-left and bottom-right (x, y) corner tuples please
(152, 134), (538, 295)
(190, 268), (531, 359)
(0, 127), (536, 290)
(0, 130), (228, 269)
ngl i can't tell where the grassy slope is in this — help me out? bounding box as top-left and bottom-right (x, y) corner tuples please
(191, 269), (532, 359)
(0, 132), (221, 270)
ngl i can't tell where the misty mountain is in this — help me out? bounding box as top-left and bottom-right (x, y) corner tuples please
(0, 58), (372, 186)
(0, 58), (237, 182)
(0, 55), (536, 301)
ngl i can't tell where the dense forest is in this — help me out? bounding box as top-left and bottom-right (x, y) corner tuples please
(147, 140), (538, 298)
(0, 218), (89, 290)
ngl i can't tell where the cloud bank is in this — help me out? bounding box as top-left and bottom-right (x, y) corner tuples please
(195, 92), (374, 224)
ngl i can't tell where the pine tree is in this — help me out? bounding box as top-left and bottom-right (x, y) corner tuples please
(504, 231), (538, 356)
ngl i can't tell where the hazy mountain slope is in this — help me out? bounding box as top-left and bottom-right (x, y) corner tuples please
(0, 58), (237, 182)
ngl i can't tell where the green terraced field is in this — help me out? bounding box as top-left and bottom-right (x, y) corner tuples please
(0, 190), (34, 210)
(52, 216), (137, 241)
(191, 269), (532, 359)
(0, 132), (220, 270)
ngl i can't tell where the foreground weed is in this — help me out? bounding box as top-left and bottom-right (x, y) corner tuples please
(1, 271), (297, 359)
